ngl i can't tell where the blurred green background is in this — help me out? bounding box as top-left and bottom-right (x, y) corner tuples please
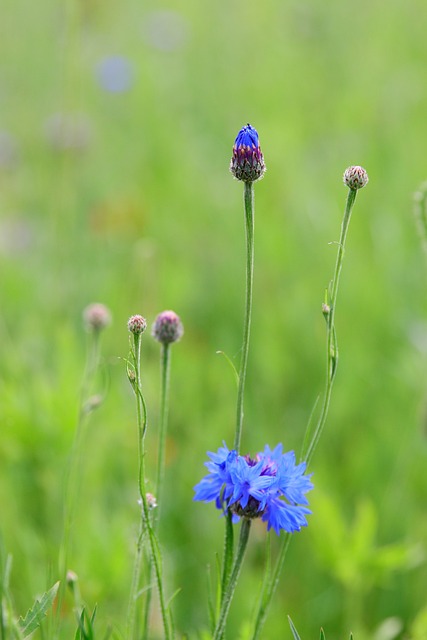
(1, 0), (427, 638)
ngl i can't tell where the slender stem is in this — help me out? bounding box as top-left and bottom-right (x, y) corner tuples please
(234, 181), (255, 453)
(142, 342), (171, 638)
(213, 519), (251, 640)
(305, 188), (357, 465)
(220, 511), (234, 604)
(218, 182), (254, 626)
(250, 533), (291, 640)
(129, 333), (173, 640)
(156, 343), (171, 509)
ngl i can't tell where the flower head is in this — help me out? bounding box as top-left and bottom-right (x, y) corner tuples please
(343, 165), (369, 190)
(83, 303), (111, 332)
(194, 443), (313, 534)
(128, 314), (147, 335)
(230, 124), (266, 183)
(152, 310), (183, 345)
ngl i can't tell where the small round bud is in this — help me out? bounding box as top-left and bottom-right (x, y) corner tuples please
(343, 165), (369, 190)
(127, 314), (147, 335)
(66, 570), (78, 585)
(322, 302), (331, 316)
(230, 123), (266, 183)
(152, 310), (184, 345)
(83, 303), (111, 332)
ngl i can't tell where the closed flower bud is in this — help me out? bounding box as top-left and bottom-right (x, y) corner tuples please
(83, 303), (111, 332)
(152, 310), (183, 345)
(127, 314), (147, 335)
(343, 165), (369, 190)
(230, 124), (266, 183)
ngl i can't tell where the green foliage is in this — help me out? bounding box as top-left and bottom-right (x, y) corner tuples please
(288, 617), (354, 640)
(18, 582), (59, 638)
(310, 494), (423, 594)
(288, 616), (302, 640)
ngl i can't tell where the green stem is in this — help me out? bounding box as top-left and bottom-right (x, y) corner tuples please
(156, 343), (171, 509)
(129, 333), (173, 640)
(213, 519), (251, 640)
(250, 533), (291, 640)
(305, 188), (357, 466)
(220, 511), (234, 604)
(234, 181), (255, 453)
(142, 342), (171, 638)
(218, 182), (254, 624)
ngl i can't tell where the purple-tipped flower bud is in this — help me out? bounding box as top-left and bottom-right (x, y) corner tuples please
(343, 165), (369, 190)
(127, 314), (147, 335)
(83, 303), (111, 332)
(152, 310), (183, 345)
(230, 123), (266, 183)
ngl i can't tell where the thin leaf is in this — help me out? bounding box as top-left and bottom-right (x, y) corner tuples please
(287, 616), (302, 640)
(18, 581), (59, 638)
(320, 629), (326, 640)
(216, 351), (239, 387)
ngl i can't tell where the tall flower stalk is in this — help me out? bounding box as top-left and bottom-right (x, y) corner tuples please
(250, 165), (369, 640)
(152, 310), (184, 509)
(234, 181), (255, 452)
(206, 124), (266, 633)
(126, 315), (173, 640)
(304, 165), (369, 466)
(139, 311), (183, 639)
(230, 123), (266, 453)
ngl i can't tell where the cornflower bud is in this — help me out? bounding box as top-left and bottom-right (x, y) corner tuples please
(152, 310), (183, 345)
(127, 314), (147, 335)
(230, 123), (266, 183)
(83, 303), (111, 332)
(343, 165), (369, 190)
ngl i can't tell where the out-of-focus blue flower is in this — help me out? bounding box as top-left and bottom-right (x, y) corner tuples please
(230, 123), (266, 183)
(194, 443), (313, 535)
(96, 56), (134, 93)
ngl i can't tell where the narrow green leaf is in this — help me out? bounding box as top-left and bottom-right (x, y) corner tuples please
(216, 351), (239, 387)
(287, 616), (302, 640)
(18, 581), (60, 638)
(320, 629), (326, 640)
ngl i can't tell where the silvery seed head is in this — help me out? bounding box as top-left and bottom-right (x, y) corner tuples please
(127, 314), (147, 335)
(152, 310), (183, 345)
(230, 124), (266, 183)
(83, 303), (111, 332)
(343, 166), (369, 190)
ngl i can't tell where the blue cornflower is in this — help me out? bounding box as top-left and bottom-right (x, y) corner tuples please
(230, 123), (266, 183)
(194, 443), (313, 535)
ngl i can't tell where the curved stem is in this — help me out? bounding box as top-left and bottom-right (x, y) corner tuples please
(234, 181), (255, 453)
(213, 519), (251, 640)
(305, 188), (357, 466)
(129, 334), (172, 640)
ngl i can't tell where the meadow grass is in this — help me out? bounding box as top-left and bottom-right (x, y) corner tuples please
(1, 0), (427, 638)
